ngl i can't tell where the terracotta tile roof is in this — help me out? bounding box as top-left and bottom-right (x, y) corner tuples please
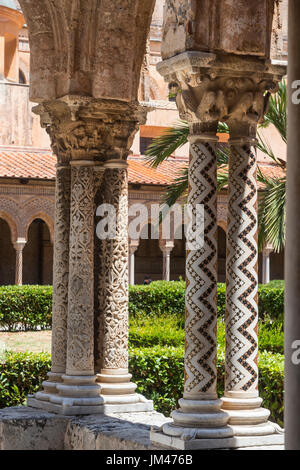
(0, 147), (285, 188)
(128, 156), (187, 185)
(0, 147), (188, 186)
(0, 147), (56, 180)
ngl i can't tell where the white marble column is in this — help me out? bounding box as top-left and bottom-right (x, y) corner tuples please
(160, 241), (174, 282)
(262, 245), (273, 284)
(129, 241), (139, 286)
(14, 239), (26, 286)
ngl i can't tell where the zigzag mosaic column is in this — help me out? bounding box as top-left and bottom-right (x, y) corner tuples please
(222, 129), (277, 435)
(157, 126), (232, 442)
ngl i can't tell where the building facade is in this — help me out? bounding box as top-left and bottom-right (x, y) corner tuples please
(0, 0), (286, 287)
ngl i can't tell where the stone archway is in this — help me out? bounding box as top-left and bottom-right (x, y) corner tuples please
(135, 223), (163, 284)
(0, 217), (16, 285)
(23, 218), (53, 285)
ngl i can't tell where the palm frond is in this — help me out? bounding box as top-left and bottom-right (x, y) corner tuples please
(145, 121), (189, 168)
(217, 122), (229, 134)
(217, 145), (229, 167)
(260, 80), (287, 144)
(217, 171), (229, 191)
(257, 131), (285, 168)
(258, 176), (286, 253)
(163, 166), (189, 209)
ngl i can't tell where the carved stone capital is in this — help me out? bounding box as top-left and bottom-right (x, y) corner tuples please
(32, 97), (148, 164)
(157, 52), (286, 125)
(159, 240), (175, 254)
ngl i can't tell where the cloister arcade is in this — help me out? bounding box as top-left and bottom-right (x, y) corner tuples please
(0, 0), (299, 451)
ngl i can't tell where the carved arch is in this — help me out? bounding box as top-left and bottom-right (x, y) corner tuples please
(18, 0), (156, 102)
(21, 197), (55, 243)
(0, 198), (22, 243)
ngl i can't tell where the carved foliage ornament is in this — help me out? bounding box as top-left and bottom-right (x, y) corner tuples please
(33, 98), (146, 162)
(172, 74), (277, 124)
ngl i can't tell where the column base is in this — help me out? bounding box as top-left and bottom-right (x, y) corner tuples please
(96, 370), (154, 413)
(27, 373), (153, 415)
(150, 427), (284, 450)
(151, 397), (234, 449)
(27, 375), (104, 415)
(39, 371), (64, 396)
(220, 395), (284, 440)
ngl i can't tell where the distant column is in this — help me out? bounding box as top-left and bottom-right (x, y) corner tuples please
(14, 239), (26, 286)
(160, 241), (174, 282)
(262, 245), (273, 284)
(129, 241), (139, 286)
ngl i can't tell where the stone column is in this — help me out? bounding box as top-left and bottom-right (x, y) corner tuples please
(13, 239), (26, 286)
(222, 123), (281, 437)
(129, 240), (139, 286)
(35, 163), (71, 401)
(160, 241), (174, 282)
(54, 161), (103, 413)
(156, 123), (232, 443)
(262, 244), (273, 284)
(96, 160), (152, 411)
(285, 0), (300, 450)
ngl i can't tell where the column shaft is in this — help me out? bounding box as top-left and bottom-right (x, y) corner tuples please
(129, 246), (138, 286)
(285, 0), (300, 450)
(159, 129), (232, 441)
(223, 135), (272, 431)
(34, 165), (71, 400)
(51, 165), (71, 377)
(14, 241), (25, 286)
(184, 138), (219, 400)
(262, 250), (271, 285)
(225, 141), (259, 398)
(97, 164), (135, 395)
(66, 163), (95, 376)
(163, 251), (171, 281)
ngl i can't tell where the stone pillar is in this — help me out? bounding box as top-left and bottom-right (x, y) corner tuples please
(262, 244), (273, 284)
(285, 0), (300, 450)
(129, 240), (139, 286)
(27, 97), (151, 415)
(160, 241), (174, 282)
(222, 123), (282, 438)
(13, 239), (26, 286)
(153, 123), (233, 446)
(35, 163), (71, 401)
(96, 161), (152, 411)
(53, 161), (102, 413)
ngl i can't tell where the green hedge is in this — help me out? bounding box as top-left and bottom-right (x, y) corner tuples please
(0, 349), (284, 427)
(0, 352), (51, 408)
(0, 286), (52, 331)
(0, 281), (284, 331)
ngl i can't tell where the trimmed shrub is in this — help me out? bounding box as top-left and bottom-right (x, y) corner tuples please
(0, 351), (51, 408)
(129, 281), (186, 318)
(0, 348), (284, 426)
(0, 282), (285, 331)
(258, 284), (284, 322)
(0, 286), (52, 331)
(130, 346), (284, 426)
(129, 346), (184, 416)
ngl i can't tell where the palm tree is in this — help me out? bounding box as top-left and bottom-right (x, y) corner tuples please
(145, 81), (287, 252)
